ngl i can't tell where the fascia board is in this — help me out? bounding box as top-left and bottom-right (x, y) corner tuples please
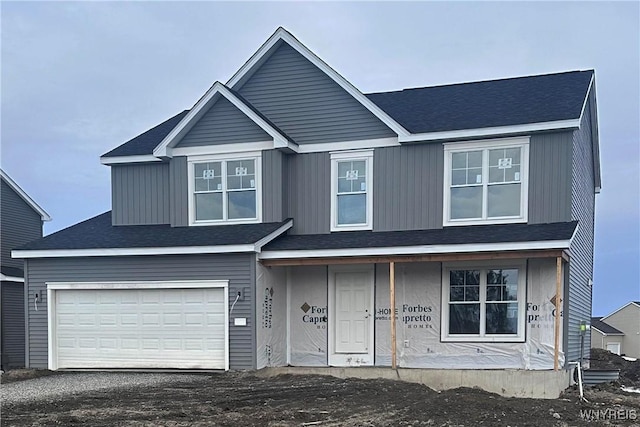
(259, 239), (572, 260)
(12, 244), (258, 259)
(0, 169), (51, 221)
(100, 155), (162, 165)
(253, 220), (293, 252)
(398, 119), (581, 143)
(226, 27), (410, 138)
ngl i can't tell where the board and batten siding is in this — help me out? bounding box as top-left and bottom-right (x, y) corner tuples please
(262, 150), (286, 223)
(1, 281), (25, 368)
(111, 163), (171, 226)
(528, 132), (573, 224)
(25, 254), (256, 370)
(170, 156), (189, 227)
(374, 143), (444, 231)
(176, 97), (271, 147)
(285, 152), (330, 234)
(1, 180), (42, 269)
(236, 42), (395, 145)
(566, 90), (597, 363)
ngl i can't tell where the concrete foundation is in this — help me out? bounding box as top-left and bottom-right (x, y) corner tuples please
(256, 367), (573, 399)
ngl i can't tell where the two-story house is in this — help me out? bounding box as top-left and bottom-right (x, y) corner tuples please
(1, 169), (50, 369)
(13, 28), (600, 394)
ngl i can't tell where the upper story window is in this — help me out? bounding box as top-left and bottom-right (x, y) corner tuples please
(441, 263), (526, 342)
(188, 152), (261, 225)
(330, 150), (373, 231)
(443, 138), (529, 226)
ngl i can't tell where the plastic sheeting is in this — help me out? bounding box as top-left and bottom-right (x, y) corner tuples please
(266, 258), (563, 370)
(255, 263), (286, 369)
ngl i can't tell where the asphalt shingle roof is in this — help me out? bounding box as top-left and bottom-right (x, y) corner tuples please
(17, 212), (290, 251)
(366, 70), (593, 134)
(102, 110), (189, 157)
(591, 317), (624, 335)
(101, 70), (593, 158)
(263, 221), (578, 251)
(1, 266), (24, 278)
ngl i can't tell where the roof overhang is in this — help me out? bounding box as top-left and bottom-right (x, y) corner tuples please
(591, 326), (624, 336)
(152, 82), (297, 159)
(0, 169), (51, 221)
(259, 240), (571, 267)
(0, 273), (25, 283)
(13, 220), (292, 259)
(101, 155), (163, 165)
(397, 119), (581, 144)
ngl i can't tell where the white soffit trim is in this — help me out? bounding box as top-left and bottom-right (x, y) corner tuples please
(0, 169), (51, 221)
(47, 280), (228, 290)
(152, 82), (295, 158)
(0, 274), (24, 283)
(100, 155), (162, 165)
(12, 220), (293, 259)
(226, 27), (410, 138)
(578, 74), (595, 126)
(259, 239), (572, 260)
(398, 119), (581, 143)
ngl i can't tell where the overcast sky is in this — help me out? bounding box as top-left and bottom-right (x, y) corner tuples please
(1, 1), (638, 316)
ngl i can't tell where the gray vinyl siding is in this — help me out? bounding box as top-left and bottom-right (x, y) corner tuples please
(374, 144), (444, 231)
(262, 150), (285, 223)
(528, 132), (573, 224)
(170, 156), (189, 227)
(0, 180), (42, 269)
(236, 42), (395, 144)
(285, 152), (330, 234)
(177, 97), (271, 147)
(1, 281), (25, 369)
(566, 89), (596, 363)
(111, 163), (170, 226)
(25, 254), (256, 370)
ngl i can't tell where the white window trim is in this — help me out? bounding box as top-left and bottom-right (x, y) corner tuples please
(330, 149), (374, 232)
(441, 261), (527, 343)
(443, 137), (529, 227)
(188, 152), (262, 226)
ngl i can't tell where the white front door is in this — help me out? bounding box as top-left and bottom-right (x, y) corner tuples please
(329, 268), (374, 366)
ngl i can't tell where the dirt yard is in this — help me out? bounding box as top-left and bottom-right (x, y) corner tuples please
(2, 352), (639, 426)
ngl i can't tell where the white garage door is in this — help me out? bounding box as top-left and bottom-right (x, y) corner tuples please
(49, 282), (228, 370)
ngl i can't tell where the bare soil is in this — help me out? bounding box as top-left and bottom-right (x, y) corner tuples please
(2, 352), (639, 427)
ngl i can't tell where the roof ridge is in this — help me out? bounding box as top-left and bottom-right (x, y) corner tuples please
(365, 69), (594, 96)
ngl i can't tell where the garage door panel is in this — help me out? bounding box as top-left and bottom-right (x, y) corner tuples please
(53, 287), (227, 369)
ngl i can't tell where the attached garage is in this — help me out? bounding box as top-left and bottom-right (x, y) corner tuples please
(47, 281), (228, 370)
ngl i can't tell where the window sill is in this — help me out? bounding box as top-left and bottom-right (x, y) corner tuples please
(441, 335), (525, 343)
(443, 217), (527, 227)
(330, 224), (373, 232)
(191, 218), (261, 226)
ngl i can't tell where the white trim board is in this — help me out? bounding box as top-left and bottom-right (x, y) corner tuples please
(153, 82), (296, 158)
(226, 27), (410, 138)
(0, 274), (25, 283)
(259, 239), (573, 261)
(101, 155), (162, 165)
(0, 169), (51, 221)
(13, 220), (293, 259)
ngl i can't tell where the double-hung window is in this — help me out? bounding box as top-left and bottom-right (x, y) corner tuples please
(330, 150), (373, 231)
(442, 264), (525, 342)
(189, 153), (261, 224)
(444, 138), (529, 226)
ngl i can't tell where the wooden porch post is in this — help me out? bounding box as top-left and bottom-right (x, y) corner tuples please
(390, 261), (397, 370)
(554, 256), (562, 371)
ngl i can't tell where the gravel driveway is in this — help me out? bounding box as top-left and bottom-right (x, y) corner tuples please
(1, 372), (209, 406)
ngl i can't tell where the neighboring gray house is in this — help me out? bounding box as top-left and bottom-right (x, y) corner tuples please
(1, 169), (50, 369)
(592, 302), (640, 358)
(13, 28), (600, 387)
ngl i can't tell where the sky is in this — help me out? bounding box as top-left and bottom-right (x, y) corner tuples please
(1, 1), (638, 316)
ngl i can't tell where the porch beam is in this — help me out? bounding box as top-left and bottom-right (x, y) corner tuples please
(390, 261), (397, 370)
(260, 249), (569, 267)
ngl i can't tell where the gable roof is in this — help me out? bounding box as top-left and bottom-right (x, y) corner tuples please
(151, 82), (296, 159)
(366, 70), (594, 139)
(0, 169), (51, 221)
(591, 317), (624, 335)
(261, 221), (577, 261)
(12, 212), (292, 258)
(602, 301), (640, 320)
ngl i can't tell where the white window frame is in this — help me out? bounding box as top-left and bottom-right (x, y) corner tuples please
(188, 151), (262, 226)
(443, 137), (529, 226)
(330, 149), (374, 232)
(441, 261), (527, 342)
